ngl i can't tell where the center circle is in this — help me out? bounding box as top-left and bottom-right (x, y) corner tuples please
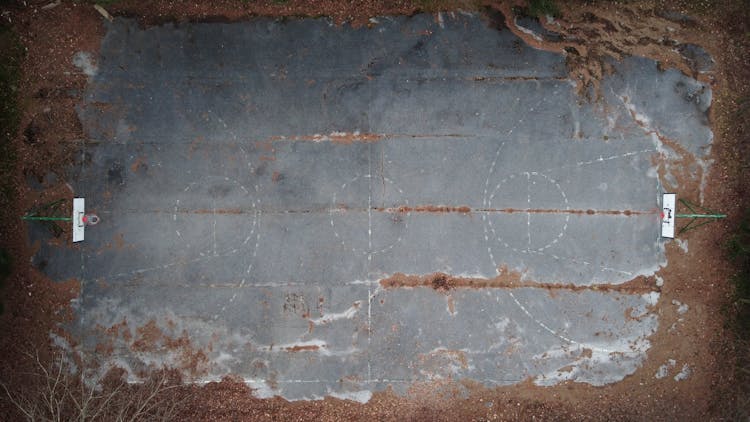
(176, 175), (259, 258)
(329, 174), (409, 256)
(486, 171), (569, 254)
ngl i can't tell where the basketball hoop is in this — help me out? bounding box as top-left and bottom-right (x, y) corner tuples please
(22, 198), (99, 242)
(82, 214), (100, 225)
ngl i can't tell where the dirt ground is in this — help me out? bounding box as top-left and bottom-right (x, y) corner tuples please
(0, 0), (748, 420)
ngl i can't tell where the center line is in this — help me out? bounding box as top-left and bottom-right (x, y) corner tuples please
(526, 172), (531, 251)
(212, 198), (217, 257)
(367, 147), (373, 263)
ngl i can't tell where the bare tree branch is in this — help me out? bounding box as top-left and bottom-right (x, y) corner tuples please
(0, 379), (36, 421)
(1, 348), (188, 422)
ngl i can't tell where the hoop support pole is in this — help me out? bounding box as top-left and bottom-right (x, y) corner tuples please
(21, 216), (72, 221)
(675, 198), (727, 235)
(675, 213), (727, 219)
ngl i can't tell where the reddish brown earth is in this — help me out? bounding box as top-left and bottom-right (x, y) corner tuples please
(0, 0), (748, 420)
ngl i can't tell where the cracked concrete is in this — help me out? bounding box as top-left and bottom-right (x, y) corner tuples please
(30, 12), (712, 400)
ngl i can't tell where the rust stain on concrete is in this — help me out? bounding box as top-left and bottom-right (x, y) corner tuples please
(130, 156), (147, 173)
(418, 348), (469, 370)
(269, 132), (383, 145)
(284, 344), (321, 352)
(470, 75), (569, 82)
(380, 265), (658, 294)
(377, 205), (473, 214)
(374, 205), (654, 215)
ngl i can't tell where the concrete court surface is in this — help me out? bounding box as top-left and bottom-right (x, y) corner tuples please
(33, 12), (713, 400)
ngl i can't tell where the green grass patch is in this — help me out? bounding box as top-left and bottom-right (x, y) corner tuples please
(728, 211), (750, 334)
(727, 210), (750, 419)
(89, 0), (121, 6)
(0, 24), (22, 204)
(0, 249), (10, 314)
(527, 0), (560, 18)
(0, 248), (10, 284)
(415, 0), (481, 13)
(0, 23), (23, 315)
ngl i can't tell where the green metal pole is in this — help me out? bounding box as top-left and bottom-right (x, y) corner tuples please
(21, 216), (72, 221)
(675, 213), (726, 219)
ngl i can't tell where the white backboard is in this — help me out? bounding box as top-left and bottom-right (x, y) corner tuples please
(661, 193), (676, 238)
(73, 198), (85, 242)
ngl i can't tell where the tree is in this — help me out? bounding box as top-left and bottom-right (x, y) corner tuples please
(1, 350), (189, 422)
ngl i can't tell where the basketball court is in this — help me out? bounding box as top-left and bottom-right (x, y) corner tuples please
(31, 12), (714, 401)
